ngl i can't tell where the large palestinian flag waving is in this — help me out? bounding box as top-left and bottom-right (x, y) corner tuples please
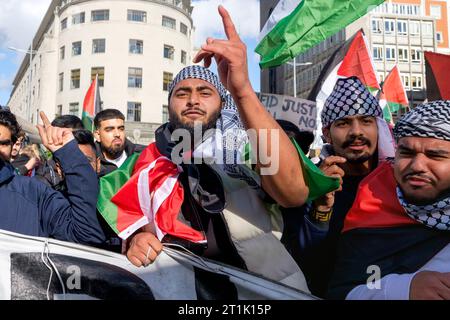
(256, 0), (386, 68)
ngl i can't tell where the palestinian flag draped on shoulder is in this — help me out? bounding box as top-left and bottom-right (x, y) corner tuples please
(97, 141), (340, 241)
(256, 0), (386, 68)
(97, 143), (206, 243)
(379, 65), (409, 124)
(82, 74), (101, 131)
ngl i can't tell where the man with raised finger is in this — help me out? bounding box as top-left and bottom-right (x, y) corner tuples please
(0, 109), (104, 244)
(329, 100), (450, 300)
(99, 5), (327, 295)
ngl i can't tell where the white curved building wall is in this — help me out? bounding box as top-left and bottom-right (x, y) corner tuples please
(9, 0), (194, 128)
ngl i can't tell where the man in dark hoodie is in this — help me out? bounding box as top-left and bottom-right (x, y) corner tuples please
(0, 109), (104, 245)
(93, 109), (145, 177)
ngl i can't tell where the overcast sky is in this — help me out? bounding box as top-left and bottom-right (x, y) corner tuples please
(0, 0), (261, 106)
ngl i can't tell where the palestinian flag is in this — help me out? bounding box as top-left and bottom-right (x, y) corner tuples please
(307, 29), (380, 149)
(97, 135), (340, 240)
(97, 142), (206, 243)
(327, 162), (450, 299)
(255, 0), (386, 68)
(82, 74), (101, 131)
(379, 66), (409, 124)
(425, 51), (450, 100)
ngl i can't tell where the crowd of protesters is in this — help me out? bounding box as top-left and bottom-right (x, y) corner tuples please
(1, 5), (450, 300)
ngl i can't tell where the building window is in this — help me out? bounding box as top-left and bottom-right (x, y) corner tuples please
(422, 22), (433, 37)
(92, 10), (109, 21)
(60, 46), (65, 60)
(437, 32), (443, 43)
(373, 46), (383, 61)
(61, 18), (67, 30)
(92, 39), (106, 53)
(72, 41), (82, 56)
(180, 22), (188, 35)
(163, 72), (173, 91)
(69, 102), (79, 116)
(398, 48), (408, 62)
(397, 20), (408, 35)
(56, 105), (62, 117)
(71, 69), (80, 89)
(385, 47), (396, 61)
(411, 75), (422, 89)
(127, 102), (141, 122)
(129, 39), (143, 54)
(128, 10), (147, 22)
(401, 75), (410, 90)
(162, 105), (169, 123)
(128, 67), (143, 88)
(59, 73), (64, 92)
(162, 16), (176, 29)
(72, 12), (85, 25)
(91, 67), (105, 87)
(410, 21), (420, 36)
(371, 18), (382, 33)
(384, 19), (395, 34)
(411, 49), (422, 63)
(164, 45), (174, 60)
(181, 50), (187, 65)
(430, 5), (442, 19)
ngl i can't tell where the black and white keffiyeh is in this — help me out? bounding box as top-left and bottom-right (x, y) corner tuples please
(397, 187), (450, 230)
(168, 65), (227, 101)
(394, 100), (450, 230)
(321, 77), (383, 128)
(394, 100), (450, 142)
(319, 76), (395, 161)
(168, 66), (258, 187)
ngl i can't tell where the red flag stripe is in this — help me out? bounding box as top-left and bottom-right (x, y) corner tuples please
(337, 31), (380, 90)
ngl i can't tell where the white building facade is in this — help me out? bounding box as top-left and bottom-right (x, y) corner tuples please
(366, 2), (437, 100)
(8, 0), (194, 142)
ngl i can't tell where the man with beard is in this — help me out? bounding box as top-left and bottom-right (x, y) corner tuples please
(113, 6), (314, 296)
(94, 109), (145, 177)
(329, 100), (450, 300)
(296, 76), (395, 297)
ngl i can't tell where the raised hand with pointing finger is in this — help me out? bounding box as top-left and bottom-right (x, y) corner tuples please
(36, 111), (74, 153)
(194, 5), (309, 207)
(193, 5), (252, 100)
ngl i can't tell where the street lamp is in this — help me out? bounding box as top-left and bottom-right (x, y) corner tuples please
(286, 59), (312, 97)
(8, 44), (54, 123)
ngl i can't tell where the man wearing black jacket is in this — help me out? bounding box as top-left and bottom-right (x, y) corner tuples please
(0, 109), (104, 245)
(93, 109), (145, 177)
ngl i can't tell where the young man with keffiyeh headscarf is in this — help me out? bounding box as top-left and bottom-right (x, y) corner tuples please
(328, 100), (450, 300)
(293, 76), (395, 297)
(112, 6), (323, 295)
